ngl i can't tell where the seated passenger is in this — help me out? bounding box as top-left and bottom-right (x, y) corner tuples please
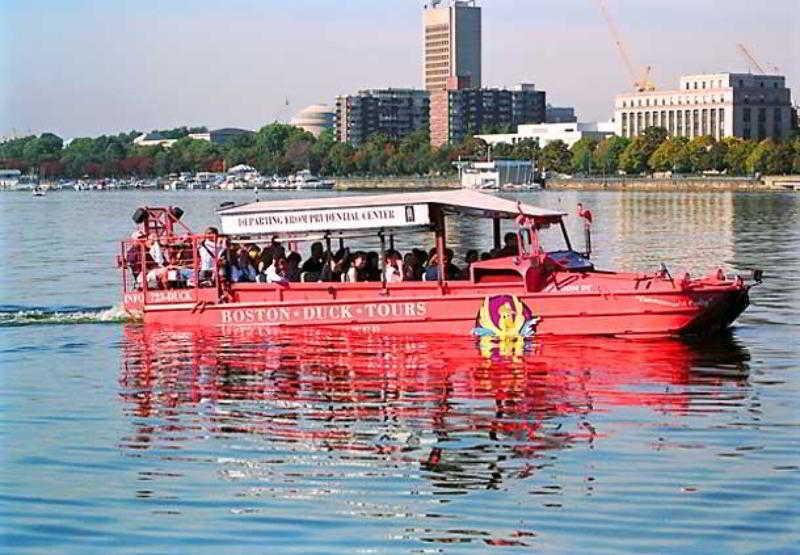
(264, 255), (289, 284)
(301, 242), (325, 275)
(384, 250), (403, 283)
(237, 248), (258, 282)
(480, 251), (492, 261)
(465, 249), (479, 276)
(403, 252), (421, 281)
(286, 252), (302, 282)
(498, 232), (518, 257)
(445, 248), (462, 280)
(366, 252), (381, 281)
(345, 251), (368, 283)
(320, 248), (348, 283)
(423, 253), (440, 282)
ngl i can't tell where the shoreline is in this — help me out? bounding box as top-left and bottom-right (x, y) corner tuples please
(3, 175), (798, 193)
(543, 175), (800, 192)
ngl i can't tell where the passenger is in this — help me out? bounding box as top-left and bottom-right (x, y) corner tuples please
(403, 251), (421, 281)
(384, 250), (403, 283)
(413, 248), (429, 268)
(246, 244), (261, 265)
(423, 253), (440, 282)
(265, 255), (289, 284)
(366, 251), (381, 281)
(301, 242), (325, 275)
(445, 248), (462, 280)
(235, 247), (257, 282)
(126, 230), (146, 287)
(320, 248), (348, 283)
(265, 237), (286, 261)
(345, 251), (369, 283)
(144, 233), (168, 289)
(198, 227), (223, 284)
(286, 252), (302, 282)
(498, 232), (518, 257)
(480, 251), (492, 261)
(465, 249), (479, 276)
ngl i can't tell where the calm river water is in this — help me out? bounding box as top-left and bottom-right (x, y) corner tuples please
(0, 189), (798, 554)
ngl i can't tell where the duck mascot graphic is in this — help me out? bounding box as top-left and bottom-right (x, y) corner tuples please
(472, 295), (541, 357)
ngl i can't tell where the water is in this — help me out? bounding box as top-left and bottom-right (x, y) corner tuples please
(1, 189), (798, 553)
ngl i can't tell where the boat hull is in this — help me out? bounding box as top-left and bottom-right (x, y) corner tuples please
(125, 275), (750, 339)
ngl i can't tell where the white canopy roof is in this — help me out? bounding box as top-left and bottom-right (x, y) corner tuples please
(217, 190), (565, 236)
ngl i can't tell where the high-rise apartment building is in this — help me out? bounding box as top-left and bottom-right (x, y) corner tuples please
(335, 89), (430, 146)
(430, 84), (546, 146)
(423, 1), (481, 92)
(614, 73), (794, 141)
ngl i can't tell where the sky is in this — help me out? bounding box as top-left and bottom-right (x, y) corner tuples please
(1, 0), (798, 140)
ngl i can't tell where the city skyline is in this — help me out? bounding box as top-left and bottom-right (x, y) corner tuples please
(1, 0), (798, 139)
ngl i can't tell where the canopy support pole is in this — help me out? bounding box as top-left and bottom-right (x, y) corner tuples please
(559, 219), (573, 252)
(493, 217), (501, 251)
(433, 207), (446, 284)
(378, 231), (387, 292)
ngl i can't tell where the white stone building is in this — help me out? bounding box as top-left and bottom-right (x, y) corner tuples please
(476, 122), (615, 149)
(615, 73), (793, 141)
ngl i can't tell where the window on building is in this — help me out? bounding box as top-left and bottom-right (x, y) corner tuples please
(760, 81), (764, 88)
(744, 127), (751, 139)
(686, 83), (690, 90)
(743, 107), (751, 122)
(775, 107), (782, 122)
(738, 79), (744, 87)
(702, 81), (706, 89)
(676, 110), (683, 137)
(773, 82), (778, 89)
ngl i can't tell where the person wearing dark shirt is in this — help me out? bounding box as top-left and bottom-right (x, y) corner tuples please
(301, 242), (325, 275)
(498, 232), (518, 257)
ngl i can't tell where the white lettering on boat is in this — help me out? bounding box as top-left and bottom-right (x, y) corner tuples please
(149, 290), (194, 303)
(220, 301), (428, 326)
(220, 204), (430, 235)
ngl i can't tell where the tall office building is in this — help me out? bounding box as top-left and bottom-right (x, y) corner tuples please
(615, 73), (794, 141)
(335, 89), (430, 146)
(423, 1), (481, 92)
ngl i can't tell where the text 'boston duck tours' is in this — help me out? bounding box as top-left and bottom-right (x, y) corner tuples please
(117, 190), (760, 342)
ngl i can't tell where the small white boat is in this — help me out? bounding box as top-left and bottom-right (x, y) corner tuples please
(291, 170), (335, 191)
(32, 187), (46, 197)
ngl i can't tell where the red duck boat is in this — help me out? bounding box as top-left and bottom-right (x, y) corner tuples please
(118, 190), (759, 339)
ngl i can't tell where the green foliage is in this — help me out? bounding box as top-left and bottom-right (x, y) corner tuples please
(3, 123), (797, 179)
(541, 140), (572, 174)
(620, 127), (669, 174)
(569, 138), (597, 174)
(592, 136), (629, 174)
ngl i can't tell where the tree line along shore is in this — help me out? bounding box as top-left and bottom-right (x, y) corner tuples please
(1, 123), (799, 180)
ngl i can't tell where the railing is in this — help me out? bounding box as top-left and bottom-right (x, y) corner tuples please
(119, 234), (228, 306)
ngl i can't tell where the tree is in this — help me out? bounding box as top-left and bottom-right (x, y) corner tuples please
(570, 138), (597, 174)
(745, 139), (776, 174)
(540, 140), (572, 174)
(648, 137), (688, 172)
(620, 127), (668, 174)
(722, 137), (756, 175)
(592, 136), (629, 174)
(764, 142), (794, 174)
(793, 137), (800, 174)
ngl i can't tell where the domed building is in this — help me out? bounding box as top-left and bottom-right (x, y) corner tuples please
(290, 104), (334, 138)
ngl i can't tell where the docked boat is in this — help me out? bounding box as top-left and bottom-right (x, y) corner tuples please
(291, 170), (335, 190)
(119, 191), (759, 339)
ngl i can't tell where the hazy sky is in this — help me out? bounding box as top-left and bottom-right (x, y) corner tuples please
(1, 0), (798, 139)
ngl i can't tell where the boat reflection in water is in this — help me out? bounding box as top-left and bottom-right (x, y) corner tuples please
(120, 325), (750, 490)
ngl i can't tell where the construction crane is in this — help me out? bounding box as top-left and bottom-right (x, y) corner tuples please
(736, 43), (779, 74)
(736, 43), (766, 73)
(594, 0), (655, 92)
